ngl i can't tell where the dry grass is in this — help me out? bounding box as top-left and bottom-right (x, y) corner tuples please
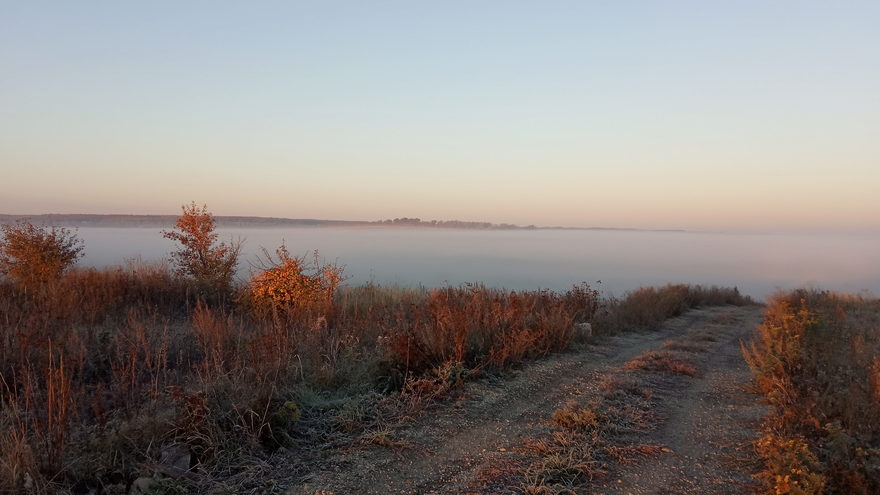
(660, 340), (710, 353)
(591, 284), (754, 335)
(0, 235), (752, 494)
(379, 282), (599, 378)
(519, 374), (658, 494)
(743, 289), (880, 494)
(708, 311), (740, 325)
(623, 350), (699, 376)
(0, 259), (605, 493)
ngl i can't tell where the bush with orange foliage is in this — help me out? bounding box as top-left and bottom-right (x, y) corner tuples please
(743, 289), (880, 494)
(248, 245), (343, 318)
(0, 221), (83, 291)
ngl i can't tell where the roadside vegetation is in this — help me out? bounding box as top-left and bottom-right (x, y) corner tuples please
(1, 204), (754, 494)
(743, 289), (880, 494)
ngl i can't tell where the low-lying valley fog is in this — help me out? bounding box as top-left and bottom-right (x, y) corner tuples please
(75, 227), (880, 299)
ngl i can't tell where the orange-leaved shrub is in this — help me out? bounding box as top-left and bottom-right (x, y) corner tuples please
(743, 289), (880, 494)
(0, 221), (83, 292)
(247, 245), (343, 319)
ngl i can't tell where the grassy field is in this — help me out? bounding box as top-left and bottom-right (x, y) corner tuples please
(0, 253), (753, 493)
(744, 289), (880, 494)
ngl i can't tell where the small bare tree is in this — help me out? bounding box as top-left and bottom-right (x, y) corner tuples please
(0, 220), (84, 291)
(162, 202), (241, 294)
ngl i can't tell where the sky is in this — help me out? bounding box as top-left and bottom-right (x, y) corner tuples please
(1, 1), (878, 232)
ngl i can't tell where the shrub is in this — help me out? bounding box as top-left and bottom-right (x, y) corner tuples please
(744, 290), (880, 494)
(755, 433), (827, 495)
(248, 245), (343, 318)
(162, 202), (241, 295)
(0, 221), (83, 291)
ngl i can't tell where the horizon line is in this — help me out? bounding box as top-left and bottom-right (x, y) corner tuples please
(0, 212), (691, 233)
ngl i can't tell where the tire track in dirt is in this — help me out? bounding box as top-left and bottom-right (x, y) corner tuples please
(591, 306), (765, 495)
(288, 306), (763, 495)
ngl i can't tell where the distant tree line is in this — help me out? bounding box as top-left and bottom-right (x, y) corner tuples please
(378, 217), (534, 229)
(0, 214), (537, 230)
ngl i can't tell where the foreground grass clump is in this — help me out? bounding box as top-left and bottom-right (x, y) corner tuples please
(520, 376), (658, 494)
(623, 350), (698, 376)
(743, 289), (880, 494)
(380, 282), (600, 376)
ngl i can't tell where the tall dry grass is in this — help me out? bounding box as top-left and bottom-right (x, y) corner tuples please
(0, 256), (752, 493)
(592, 284), (753, 335)
(743, 289), (880, 494)
(0, 260), (602, 492)
(379, 282), (600, 377)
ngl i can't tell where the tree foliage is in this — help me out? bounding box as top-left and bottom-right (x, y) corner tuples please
(162, 202), (241, 293)
(0, 220), (84, 290)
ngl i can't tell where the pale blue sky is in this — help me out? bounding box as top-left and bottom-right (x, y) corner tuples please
(1, 1), (878, 231)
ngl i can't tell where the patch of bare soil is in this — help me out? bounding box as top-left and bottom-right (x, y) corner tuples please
(284, 306), (765, 495)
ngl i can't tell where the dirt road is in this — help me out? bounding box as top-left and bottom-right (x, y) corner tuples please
(289, 305), (765, 494)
